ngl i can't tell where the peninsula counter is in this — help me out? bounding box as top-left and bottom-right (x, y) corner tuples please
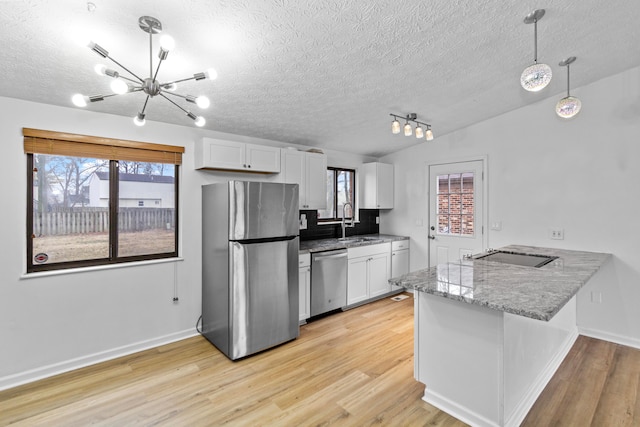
(389, 245), (611, 427)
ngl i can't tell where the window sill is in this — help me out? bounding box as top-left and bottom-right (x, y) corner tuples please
(317, 220), (360, 226)
(20, 257), (184, 280)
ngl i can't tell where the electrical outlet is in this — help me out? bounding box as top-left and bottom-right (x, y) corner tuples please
(550, 228), (564, 240)
(490, 221), (502, 231)
(375, 216), (380, 224)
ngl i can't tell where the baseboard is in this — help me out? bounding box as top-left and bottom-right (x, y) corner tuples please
(422, 388), (501, 427)
(579, 327), (640, 350)
(0, 328), (199, 391)
(504, 329), (579, 427)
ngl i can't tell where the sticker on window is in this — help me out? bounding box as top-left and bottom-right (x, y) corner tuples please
(34, 253), (49, 264)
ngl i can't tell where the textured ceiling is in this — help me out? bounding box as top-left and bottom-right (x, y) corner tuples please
(1, 0), (639, 157)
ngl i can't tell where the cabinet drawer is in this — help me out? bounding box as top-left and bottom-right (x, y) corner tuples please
(392, 239), (409, 251)
(299, 253), (311, 267)
(347, 242), (391, 259)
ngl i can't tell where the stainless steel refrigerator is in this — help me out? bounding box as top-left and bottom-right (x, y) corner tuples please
(201, 181), (299, 360)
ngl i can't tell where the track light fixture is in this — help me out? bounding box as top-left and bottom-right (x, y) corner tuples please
(556, 56), (581, 119)
(390, 113), (434, 141)
(72, 16), (217, 127)
(521, 9), (552, 92)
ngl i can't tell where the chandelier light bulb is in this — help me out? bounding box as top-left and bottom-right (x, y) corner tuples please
(415, 125), (424, 139)
(71, 93), (88, 107)
(195, 96), (210, 109)
(426, 128), (434, 141)
(94, 64), (107, 76)
(391, 118), (401, 134)
(110, 78), (129, 94)
(194, 116), (206, 127)
(133, 113), (146, 126)
(204, 68), (218, 80)
(404, 122), (412, 137)
(159, 35), (175, 52)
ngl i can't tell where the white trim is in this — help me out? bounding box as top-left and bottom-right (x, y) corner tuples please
(21, 257), (185, 280)
(504, 329), (579, 427)
(0, 328), (199, 391)
(579, 327), (640, 350)
(422, 388), (501, 427)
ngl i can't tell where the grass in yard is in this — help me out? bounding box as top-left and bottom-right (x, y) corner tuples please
(32, 230), (175, 264)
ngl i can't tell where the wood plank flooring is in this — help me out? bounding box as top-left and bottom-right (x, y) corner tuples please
(1, 294), (639, 426)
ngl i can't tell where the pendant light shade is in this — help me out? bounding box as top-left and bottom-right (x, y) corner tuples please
(404, 120), (412, 136)
(391, 116), (401, 134)
(521, 9), (552, 92)
(556, 56), (581, 119)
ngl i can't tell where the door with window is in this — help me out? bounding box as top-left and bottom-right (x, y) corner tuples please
(428, 160), (485, 267)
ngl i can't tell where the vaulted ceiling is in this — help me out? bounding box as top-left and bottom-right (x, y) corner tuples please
(1, 0), (639, 157)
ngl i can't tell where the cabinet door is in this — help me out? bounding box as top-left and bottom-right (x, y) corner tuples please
(359, 162), (378, 209)
(281, 150), (306, 208)
(304, 152), (327, 209)
(376, 163), (394, 209)
(199, 138), (245, 170)
(368, 252), (391, 298)
(298, 266), (311, 322)
(347, 256), (369, 305)
(391, 249), (409, 277)
(246, 143), (281, 173)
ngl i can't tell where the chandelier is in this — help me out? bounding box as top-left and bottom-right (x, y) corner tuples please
(390, 113), (434, 141)
(72, 16), (217, 127)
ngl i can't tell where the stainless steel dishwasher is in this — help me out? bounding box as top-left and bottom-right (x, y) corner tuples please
(311, 249), (348, 316)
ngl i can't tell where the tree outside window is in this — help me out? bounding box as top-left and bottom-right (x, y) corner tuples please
(318, 167), (355, 221)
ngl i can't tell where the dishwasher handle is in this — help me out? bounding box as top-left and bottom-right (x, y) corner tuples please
(313, 251), (347, 261)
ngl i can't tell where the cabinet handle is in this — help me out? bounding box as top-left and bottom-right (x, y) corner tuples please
(243, 164), (247, 168)
(248, 164), (251, 168)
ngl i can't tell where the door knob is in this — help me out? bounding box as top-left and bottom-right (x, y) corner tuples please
(428, 235), (435, 240)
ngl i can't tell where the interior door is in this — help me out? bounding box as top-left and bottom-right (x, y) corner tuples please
(428, 160), (485, 267)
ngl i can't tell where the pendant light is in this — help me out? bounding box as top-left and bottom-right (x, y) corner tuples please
(556, 57), (581, 119)
(520, 9), (552, 92)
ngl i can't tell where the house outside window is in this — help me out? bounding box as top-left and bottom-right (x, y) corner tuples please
(24, 128), (183, 272)
(318, 167), (355, 221)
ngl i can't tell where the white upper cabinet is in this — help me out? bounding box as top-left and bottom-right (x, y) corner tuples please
(360, 162), (394, 209)
(195, 138), (280, 173)
(280, 149), (327, 209)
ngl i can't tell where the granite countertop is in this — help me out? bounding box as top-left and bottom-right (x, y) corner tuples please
(389, 244), (611, 321)
(299, 234), (408, 254)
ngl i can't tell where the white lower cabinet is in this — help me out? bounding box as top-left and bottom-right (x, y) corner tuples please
(347, 243), (391, 306)
(298, 253), (311, 323)
(391, 239), (410, 277)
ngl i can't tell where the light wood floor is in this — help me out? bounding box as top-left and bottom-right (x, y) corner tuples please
(1, 294), (639, 426)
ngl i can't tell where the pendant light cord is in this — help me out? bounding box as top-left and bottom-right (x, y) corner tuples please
(533, 19), (538, 64)
(566, 64), (571, 97)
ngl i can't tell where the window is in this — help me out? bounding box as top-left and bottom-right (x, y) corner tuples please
(437, 172), (474, 236)
(318, 167), (355, 221)
(24, 128), (183, 272)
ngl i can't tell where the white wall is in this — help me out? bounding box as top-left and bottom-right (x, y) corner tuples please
(0, 97), (374, 389)
(380, 65), (640, 349)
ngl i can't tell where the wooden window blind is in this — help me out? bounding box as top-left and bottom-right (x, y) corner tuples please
(23, 128), (184, 165)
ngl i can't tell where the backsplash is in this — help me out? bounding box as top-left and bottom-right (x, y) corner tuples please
(299, 209), (379, 241)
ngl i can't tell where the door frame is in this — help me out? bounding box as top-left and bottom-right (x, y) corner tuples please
(426, 156), (489, 267)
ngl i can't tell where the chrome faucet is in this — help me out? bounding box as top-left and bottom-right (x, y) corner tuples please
(341, 202), (355, 239)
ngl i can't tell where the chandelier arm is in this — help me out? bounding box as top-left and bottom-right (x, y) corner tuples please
(159, 93), (190, 115)
(161, 76), (197, 86)
(118, 75), (140, 85)
(139, 95), (151, 115)
(105, 56), (145, 83)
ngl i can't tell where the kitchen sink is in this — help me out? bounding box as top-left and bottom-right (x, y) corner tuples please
(474, 250), (558, 268)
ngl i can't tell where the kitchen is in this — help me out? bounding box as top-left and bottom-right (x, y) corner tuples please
(2, 1), (640, 426)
